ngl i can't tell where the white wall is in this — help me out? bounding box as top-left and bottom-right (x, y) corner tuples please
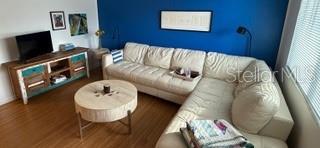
(0, 0), (99, 105)
(276, 0), (320, 147)
(279, 72), (320, 147)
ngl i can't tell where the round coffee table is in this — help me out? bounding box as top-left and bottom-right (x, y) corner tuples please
(74, 80), (137, 139)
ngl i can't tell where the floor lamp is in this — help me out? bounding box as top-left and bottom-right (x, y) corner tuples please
(237, 26), (252, 56)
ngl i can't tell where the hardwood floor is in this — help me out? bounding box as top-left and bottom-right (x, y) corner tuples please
(0, 70), (180, 148)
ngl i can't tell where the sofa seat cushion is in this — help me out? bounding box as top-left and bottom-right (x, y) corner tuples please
(130, 65), (168, 87)
(164, 78), (235, 134)
(163, 95), (233, 134)
(107, 61), (199, 96)
(241, 133), (288, 148)
(154, 74), (201, 96)
(194, 78), (236, 98)
(106, 61), (143, 81)
(107, 61), (167, 85)
(144, 46), (174, 69)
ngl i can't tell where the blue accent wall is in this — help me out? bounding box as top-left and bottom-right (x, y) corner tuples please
(98, 0), (288, 67)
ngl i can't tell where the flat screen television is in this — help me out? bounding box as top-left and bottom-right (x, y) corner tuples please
(16, 31), (54, 62)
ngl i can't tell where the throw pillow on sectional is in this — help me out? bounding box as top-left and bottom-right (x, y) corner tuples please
(231, 81), (280, 134)
(235, 60), (273, 95)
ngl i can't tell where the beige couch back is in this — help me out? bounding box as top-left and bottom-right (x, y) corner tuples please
(170, 48), (206, 73)
(123, 42), (267, 82)
(123, 42), (207, 72)
(123, 42), (149, 64)
(144, 46), (174, 69)
(203, 52), (255, 82)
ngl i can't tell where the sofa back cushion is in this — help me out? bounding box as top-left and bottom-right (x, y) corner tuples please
(123, 42), (149, 64)
(236, 60), (273, 94)
(231, 82), (280, 134)
(170, 48), (206, 74)
(203, 52), (254, 82)
(144, 46), (174, 69)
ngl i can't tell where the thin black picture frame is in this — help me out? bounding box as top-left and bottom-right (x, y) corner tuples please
(160, 10), (213, 33)
(50, 11), (66, 31)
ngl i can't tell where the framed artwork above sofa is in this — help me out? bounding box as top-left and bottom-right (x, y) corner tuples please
(160, 10), (213, 32)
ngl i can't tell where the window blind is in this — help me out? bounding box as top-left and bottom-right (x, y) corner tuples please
(287, 0), (320, 122)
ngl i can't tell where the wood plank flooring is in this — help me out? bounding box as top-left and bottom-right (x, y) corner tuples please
(0, 70), (180, 148)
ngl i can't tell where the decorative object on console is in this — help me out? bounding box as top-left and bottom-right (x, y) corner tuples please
(95, 29), (105, 49)
(161, 11), (212, 32)
(59, 43), (76, 51)
(237, 26), (252, 56)
(52, 75), (67, 84)
(103, 85), (111, 94)
(111, 50), (123, 63)
(50, 11), (66, 31)
(69, 13), (88, 36)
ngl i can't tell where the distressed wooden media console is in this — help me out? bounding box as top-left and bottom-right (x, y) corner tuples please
(3, 47), (90, 104)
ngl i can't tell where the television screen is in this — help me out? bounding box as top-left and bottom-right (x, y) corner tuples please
(16, 31), (53, 61)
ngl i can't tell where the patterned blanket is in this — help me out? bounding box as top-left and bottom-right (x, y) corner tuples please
(180, 119), (254, 148)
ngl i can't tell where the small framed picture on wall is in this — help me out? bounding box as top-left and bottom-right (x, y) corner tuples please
(50, 11), (66, 31)
(69, 13), (88, 36)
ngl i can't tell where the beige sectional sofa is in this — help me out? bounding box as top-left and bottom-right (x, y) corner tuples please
(102, 42), (294, 148)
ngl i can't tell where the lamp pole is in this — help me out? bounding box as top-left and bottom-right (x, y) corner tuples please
(237, 26), (252, 56)
(247, 30), (252, 56)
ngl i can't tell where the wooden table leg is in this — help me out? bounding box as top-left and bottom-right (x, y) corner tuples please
(77, 113), (83, 139)
(77, 113), (94, 139)
(127, 110), (132, 134)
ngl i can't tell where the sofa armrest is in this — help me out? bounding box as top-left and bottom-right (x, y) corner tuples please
(259, 79), (294, 141)
(102, 54), (114, 80)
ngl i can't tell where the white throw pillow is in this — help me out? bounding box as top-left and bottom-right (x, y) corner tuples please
(144, 46), (174, 69)
(123, 42), (149, 64)
(235, 60), (273, 95)
(231, 82), (280, 134)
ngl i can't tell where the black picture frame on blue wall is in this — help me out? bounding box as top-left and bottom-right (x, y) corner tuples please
(160, 10), (213, 33)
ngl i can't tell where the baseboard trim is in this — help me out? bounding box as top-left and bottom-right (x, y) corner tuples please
(0, 97), (17, 106)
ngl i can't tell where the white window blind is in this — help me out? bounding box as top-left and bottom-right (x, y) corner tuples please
(287, 0), (320, 122)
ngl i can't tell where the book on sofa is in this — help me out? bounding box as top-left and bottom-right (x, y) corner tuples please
(180, 119), (254, 148)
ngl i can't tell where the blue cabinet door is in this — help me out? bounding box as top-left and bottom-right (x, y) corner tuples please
(22, 65), (45, 78)
(71, 54), (85, 63)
